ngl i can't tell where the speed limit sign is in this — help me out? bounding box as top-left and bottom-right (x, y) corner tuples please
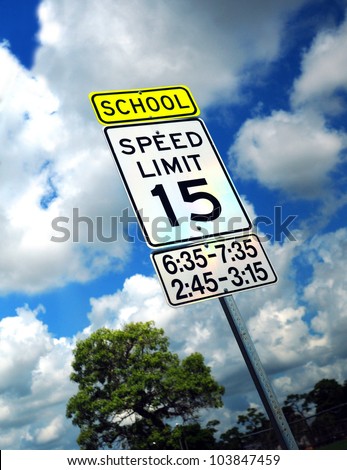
(104, 118), (251, 248)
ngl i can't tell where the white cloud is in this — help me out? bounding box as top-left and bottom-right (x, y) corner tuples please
(0, 305), (50, 395)
(87, 274), (167, 330)
(0, 42), (132, 294)
(303, 228), (347, 357)
(35, 416), (65, 445)
(292, 15), (347, 110)
(0, 305), (77, 449)
(229, 109), (345, 198)
(248, 303), (325, 371)
(272, 357), (347, 405)
(33, 0), (309, 111)
(229, 13), (347, 200)
(266, 229), (347, 402)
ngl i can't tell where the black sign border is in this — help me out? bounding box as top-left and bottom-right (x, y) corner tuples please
(151, 233), (278, 308)
(104, 117), (252, 248)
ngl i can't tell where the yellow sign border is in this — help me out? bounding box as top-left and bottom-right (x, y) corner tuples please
(89, 85), (200, 125)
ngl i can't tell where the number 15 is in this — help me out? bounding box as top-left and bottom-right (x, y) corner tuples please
(151, 178), (222, 227)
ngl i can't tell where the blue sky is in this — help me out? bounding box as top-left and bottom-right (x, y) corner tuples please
(0, 0), (347, 449)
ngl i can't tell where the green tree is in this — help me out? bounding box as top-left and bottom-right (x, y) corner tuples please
(219, 426), (243, 449)
(305, 378), (345, 445)
(236, 407), (273, 449)
(167, 420), (219, 450)
(66, 322), (224, 449)
(283, 393), (310, 418)
(342, 380), (347, 418)
(237, 407), (269, 434)
(305, 379), (344, 414)
(282, 393), (315, 447)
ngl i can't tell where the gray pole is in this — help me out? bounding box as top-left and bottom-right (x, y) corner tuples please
(219, 295), (298, 450)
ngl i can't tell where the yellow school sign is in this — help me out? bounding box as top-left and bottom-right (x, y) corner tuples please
(89, 85), (200, 125)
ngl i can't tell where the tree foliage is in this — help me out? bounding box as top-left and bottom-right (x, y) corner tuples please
(237, 407), (269, 433)
(66, 321), (347, 450)
(219, 426), (243, 450)
(305, 378), (344, 413)
(66, 322), (224, 449)
(218, 379), (347, 450)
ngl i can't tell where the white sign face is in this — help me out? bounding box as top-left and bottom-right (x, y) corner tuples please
(104, 118), (251, 248)
(151, 234), (277, 307)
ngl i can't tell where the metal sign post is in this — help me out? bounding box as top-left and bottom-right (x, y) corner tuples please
(219, 295), (298, 450)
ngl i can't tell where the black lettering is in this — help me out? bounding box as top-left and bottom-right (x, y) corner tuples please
(129, 97), (146, 113)
(146, 97), (160, 112)
(119, 138), (135, 155)
(174, 93), (190, 109)
(115, 99), (129, 114)
(181, 155), (191, 171)
(153, 134), (170, 151)
(187, 153), (202, 170)
(136, 136), (152, 153)
(153, 160), (162, 176)
(170, 132), (187, 149)
(186, 131), (203, 147)
(160, 95), (175, 110)
(100, 100), (115, 116)
(161, 157), (183, 174)
(136, 161), (156, 178)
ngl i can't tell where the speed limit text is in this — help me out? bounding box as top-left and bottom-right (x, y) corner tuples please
(104, 118), (251, 248)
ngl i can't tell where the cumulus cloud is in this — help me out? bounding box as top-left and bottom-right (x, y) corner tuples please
(291, 16), (347, 110)
(248, 303), (324, 371)
(35, 416), (65, 445)
(265, 228), (347, 401)
(85, 273), (245, 378)
(0, 305), (50, 395)
(0, 305), (77, 449)
(229, 109), (345, 198)
(303, 228), (347, 358)
(0, 41), (132, 294)
(33, 0), (309, 111)
(229, 13), (347, 200)
(273, 357), (347, 403)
